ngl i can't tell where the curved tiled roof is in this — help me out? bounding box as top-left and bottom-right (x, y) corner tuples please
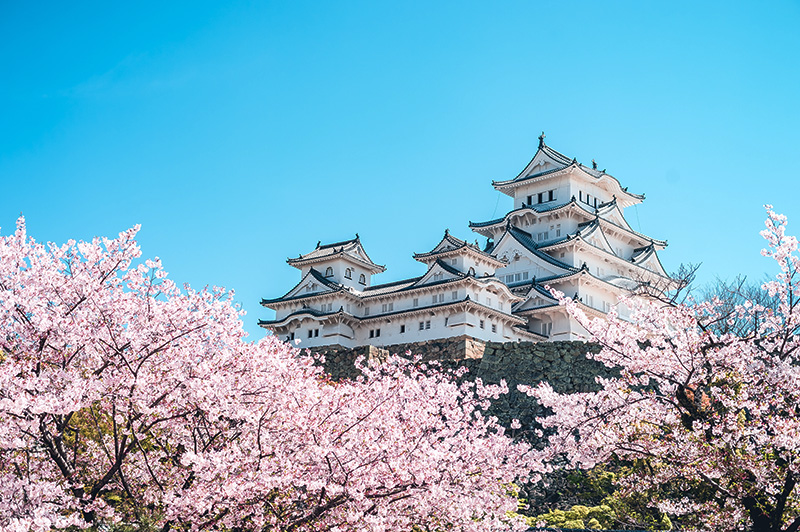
(261, 268), (347, 306)
(491, 140), (645, 204)
(413, 230), (504, 264)
(287, 235), (386, 273)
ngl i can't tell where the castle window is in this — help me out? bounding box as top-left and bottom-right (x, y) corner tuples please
(451, 259), (457, 265)
(527, 195), (533, 206)
(556, 224), (561, 237)
(425, 320), (431, 330)
(413, 298), (419, 307)
(523, 271), (529, 280)
(549, 190), (555, 201)
(314, 329), (319, 337)
(308, 330), (313, 339)
(432, 295), (437, 304)
(324, 266), (333, 277)
(491, 324), (497, 333)
(479, 320), (485, 329)
(289, 331), (295, 341)
(345, 268), (352, 279)
(359, 274), (366, 285)
(369, 328), (381, 338)
(364, 306), (370, 316)
(451, 290), (458, 300)
(382, 302), (393, 312)
(537, 192), (544, 204)
(400, 324), (406, 334)
(419, 321), (425, 331)
(445, 317), (449, 326)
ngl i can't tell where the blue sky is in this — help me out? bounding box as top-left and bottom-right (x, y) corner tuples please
(2, 1), (799, 339)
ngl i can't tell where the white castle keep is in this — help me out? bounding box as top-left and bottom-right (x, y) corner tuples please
(260, 134), (672, 347)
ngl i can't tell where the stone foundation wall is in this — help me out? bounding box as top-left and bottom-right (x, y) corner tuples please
(311, 337), (616, 430)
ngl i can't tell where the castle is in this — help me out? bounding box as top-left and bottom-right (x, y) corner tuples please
(260, 134), (672, 347)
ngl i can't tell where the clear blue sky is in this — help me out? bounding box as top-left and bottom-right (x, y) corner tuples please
(2, 1), (799, 339)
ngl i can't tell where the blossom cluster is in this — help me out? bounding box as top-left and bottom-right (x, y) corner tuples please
(0, 218), (535, 532)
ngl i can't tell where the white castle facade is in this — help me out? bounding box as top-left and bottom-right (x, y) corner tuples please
(260, 135), (672, 347)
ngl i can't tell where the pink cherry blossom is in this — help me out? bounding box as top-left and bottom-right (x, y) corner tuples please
(523, 207), (800, 532)
(0, 218), (538, 531)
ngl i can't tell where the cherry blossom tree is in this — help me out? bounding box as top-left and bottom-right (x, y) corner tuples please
(523, 206), (800, 532)
(0, 218), (535, 532)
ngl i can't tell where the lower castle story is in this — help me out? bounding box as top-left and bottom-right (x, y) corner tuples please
(260, 136), (674, 348)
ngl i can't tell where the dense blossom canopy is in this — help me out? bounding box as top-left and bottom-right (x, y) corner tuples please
(0, 219), (535, 532)
(523, 207), (800, 532)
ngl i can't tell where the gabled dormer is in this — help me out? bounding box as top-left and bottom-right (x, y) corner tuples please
(492, 133), (645, 210)
(413, 229), (505, 277)
(287, 235), (385, 289)
(260, 268), (343, 309)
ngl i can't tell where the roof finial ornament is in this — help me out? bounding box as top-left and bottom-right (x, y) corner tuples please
(592, 159), (597, 170)
(538, 131), (546, 148)
(316, 241), (321, 248)
(444, 228), (449, 236)
(355, 233), (359, 240)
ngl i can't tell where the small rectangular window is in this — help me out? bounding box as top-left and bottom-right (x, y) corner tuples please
(560, 252), (565, 258)
(369, 330), (374, 338)
(444, 317), (449, 326)
(537, 192), (544, 204)
(548, 189), (555, 201)
(438, 293), (444, 303)
(432, 295), (437, 304)
(514, 273), (521, 282)
(579, 191), (583, 201)
(506, 274), (514, 283)
(487, 298), (492, 307)
(419, 321), (425, 331)
(308, 330), (313, 339)
(479, 320), (485, 329)
(451, 290), (458, 300)
(364, 306), (370, 316)
(382, 303), (388, 312)
(523, 271), (529, 280)
(451, 259), (457, 265)
(527, 195), (533, 205)
(425, 320), (431, 330)
(400, 324), (406, 333)
(314, 329), (319, 338)
(491, 324), (497, 333)
(375, 328), (380, 337)
(413, 298), (419, 307)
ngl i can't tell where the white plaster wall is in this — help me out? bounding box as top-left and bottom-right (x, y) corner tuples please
(512, 177), (570, 210)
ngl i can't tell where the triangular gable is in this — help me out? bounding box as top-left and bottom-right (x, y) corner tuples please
(344, 240), (379, 267)
(412, 260), (465, 288)
(577, 222), (615, 254)
(429, 232), (467, 254)
(597, 202), (632, 230)
(514, 284), (558, 312)
(632, 248), (669, 277)
(513, 145), (572, 181)
(491, 230), (573, 279)
(282, 269), (340, 299)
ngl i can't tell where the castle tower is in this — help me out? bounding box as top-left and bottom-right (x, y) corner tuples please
(469, 133), (673, 339)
